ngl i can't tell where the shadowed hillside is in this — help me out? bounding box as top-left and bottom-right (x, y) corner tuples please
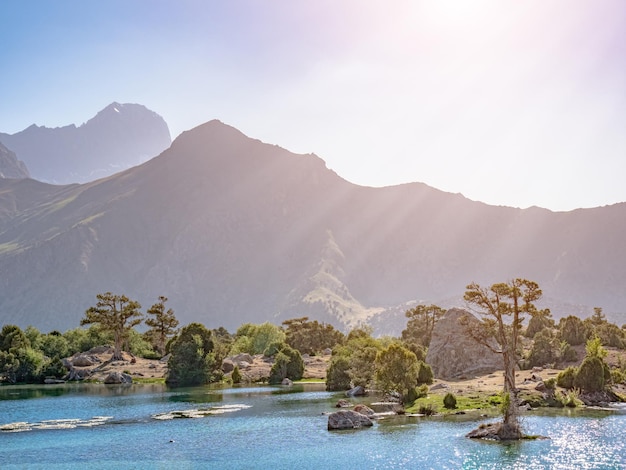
(0, 120), (624, 332)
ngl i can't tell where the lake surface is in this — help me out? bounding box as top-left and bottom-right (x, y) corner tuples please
(1, 382), (625, 469)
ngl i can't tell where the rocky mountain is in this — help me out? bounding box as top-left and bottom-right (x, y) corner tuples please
(0, 120), (624, 333)
(0, 102), (171, 184)
(0, 142), (30, 179)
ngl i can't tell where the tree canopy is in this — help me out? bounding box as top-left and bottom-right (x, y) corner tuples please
(463, 278), (542, 439)
(282, 317), (344, 355)
(375, 343), (419, 400)
(81, 292), (143, 360)
(166, 323), (216, 386)
(145, 296), (179, 356)
(401, 304), (445, 348)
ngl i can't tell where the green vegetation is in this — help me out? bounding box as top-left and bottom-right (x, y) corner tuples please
(406, 391), (501, 416)
(269, 344), (304, 384)
(1, 278), (626, 423)
(375, 343), (419, 401)
(81, 292), (143, 360)
(145, 296), (179, 356)
(462, 279), (543, 440)
(401, 304), (445, 349)
(443, 392), (457, 409)
(230, 322), (286, 356)
(166, 323), (217, 386)
(282, 317), (344, 355)
(231, 365), (242, 384)
(559, 315), (587, 346)
(325, 326), (380, 391)
(0, 325), (46, 383)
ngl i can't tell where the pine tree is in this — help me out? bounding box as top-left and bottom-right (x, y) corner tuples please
(145, 296), (179, 356)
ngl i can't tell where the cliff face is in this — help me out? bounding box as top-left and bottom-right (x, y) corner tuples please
(425, 308), (502, 379)
(0, 142), (30, 179)
(0, 102), (171, 184)
(0, 119), (624, 333)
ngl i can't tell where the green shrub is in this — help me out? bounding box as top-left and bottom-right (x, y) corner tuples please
(41, 358), (67, 379)
(488, 394), (502, 406)
(166, 323), (216, 387)
(263, 340), (285, 357)
(231, 365), (242, 384)
(418, 404), (436, 416)
(557, 366), (577, 389)
(573, 356), (608, 392)
(562, 389), (580, 408)
(417, 361), (434, 385)
(559, 341), (578, 363)
(269, 345), (304, 384)
(443, 392), (457, 409)
(325, 355), (351, 391)
(544, 378), (556, 390)
(406, 384), (429, 403)
(611, 369), (625, 385)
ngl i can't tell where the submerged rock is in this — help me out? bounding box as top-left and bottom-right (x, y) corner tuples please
(327, 410), (373, 430)
(44, 378), (65, 384)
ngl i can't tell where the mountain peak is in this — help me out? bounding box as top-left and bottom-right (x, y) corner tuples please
(0, 102), (172, 184)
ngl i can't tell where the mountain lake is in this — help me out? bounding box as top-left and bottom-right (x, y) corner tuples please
(1, 382), (625, 469)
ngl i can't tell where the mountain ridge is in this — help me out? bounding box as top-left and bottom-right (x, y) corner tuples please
(0, 102), (171, 184)
(0, 119), (624, 334)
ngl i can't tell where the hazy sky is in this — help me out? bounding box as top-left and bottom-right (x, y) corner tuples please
(1, 1), (624, 211)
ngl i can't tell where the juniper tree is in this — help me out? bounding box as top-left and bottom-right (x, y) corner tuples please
(145, 296), (179, 356)
(81, 292), (142, 360)
(463, 279), (542, 439)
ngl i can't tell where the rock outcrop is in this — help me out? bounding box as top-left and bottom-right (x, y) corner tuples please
(327, 410), (373, 430)
(0, 142), (29, 179)
(103, 372), (132, 384)
(426, 308), (502, 380)
(346, 385), (366, 397)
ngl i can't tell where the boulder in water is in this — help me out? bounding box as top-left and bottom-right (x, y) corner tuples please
(327, 410), (373, 430)
(346, 385), (366, 397)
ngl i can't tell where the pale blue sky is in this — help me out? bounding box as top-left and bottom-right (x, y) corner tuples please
(1, 0), (624, 211)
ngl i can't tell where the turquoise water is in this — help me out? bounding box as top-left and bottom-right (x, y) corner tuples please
(1, 383), (625, 469)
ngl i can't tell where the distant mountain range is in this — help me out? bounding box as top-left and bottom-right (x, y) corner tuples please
(0, 102), (171, 184)
(0, 118), (624, 334)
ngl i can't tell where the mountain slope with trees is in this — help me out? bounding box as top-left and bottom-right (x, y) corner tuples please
(0, 119), (624, 332)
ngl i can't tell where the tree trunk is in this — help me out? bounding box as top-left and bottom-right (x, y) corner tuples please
(501, 347), (521, 439)
(113, 331), (123, 361)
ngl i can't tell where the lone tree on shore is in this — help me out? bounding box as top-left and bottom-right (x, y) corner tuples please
(81, 292), (143, 361)
(463, 279), (542, 440)
(145, 296), (179, 356)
